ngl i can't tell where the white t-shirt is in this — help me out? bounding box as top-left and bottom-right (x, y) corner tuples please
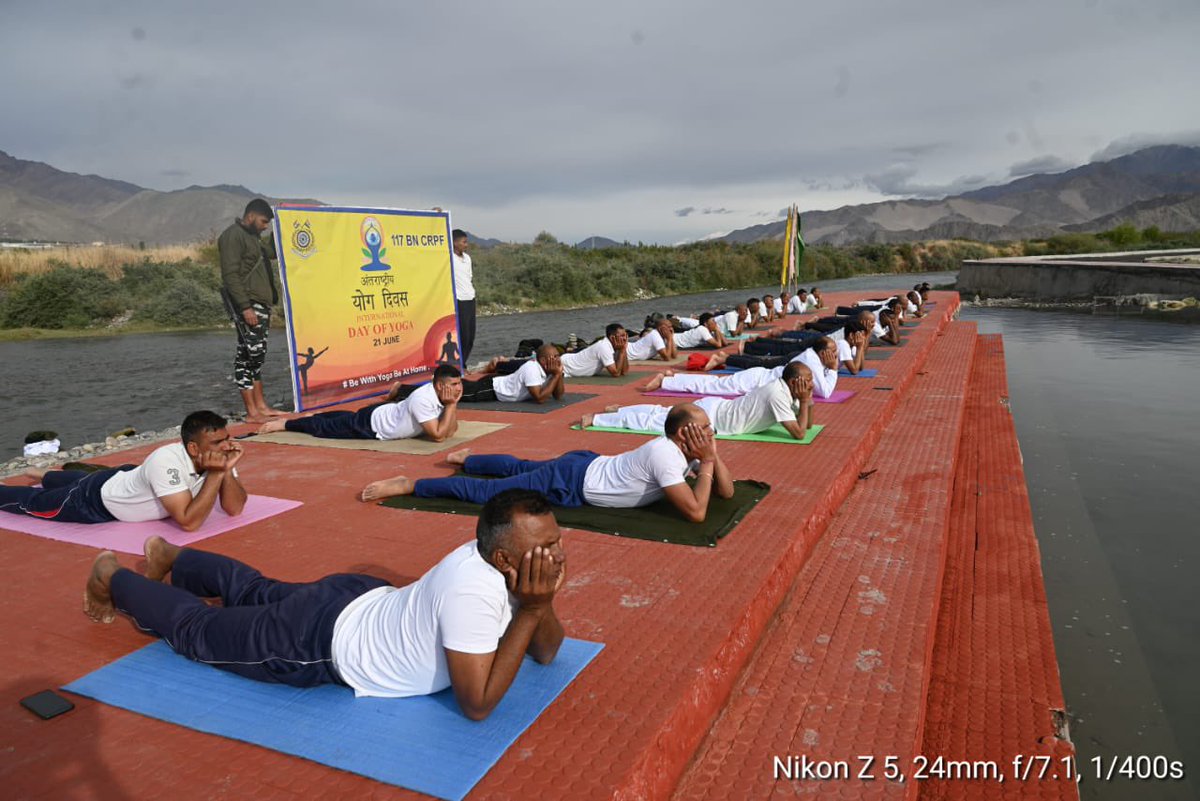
(452, 251), (475, 301)
(675, 324), (715, 349)
(561, 338), (616, 377)
(773, 298), (785, 314)
(331, 541), (515, 698)
(697, 380), (797, 435)
(677, 316), (701, 329)
(872, 319), (887, 338)
(492, 359), (547, 402)
(906, 300), (918, 313)
(837, 339), (855, 364)
(797, 348), (839, 399)
(787, 296), (807, 314)
(371, 383), (443, 440)
(99, 442), (208, 522)
(627, 329), (667, 361)
(581, 436), (689, 507)
(717, 310), (740, 335)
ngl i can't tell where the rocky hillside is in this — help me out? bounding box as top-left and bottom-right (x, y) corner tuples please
(721, 145), (1200, 245)
(0, 150), (319, 245)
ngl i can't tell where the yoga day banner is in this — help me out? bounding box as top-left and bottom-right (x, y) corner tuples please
(273, 205), (460, 412)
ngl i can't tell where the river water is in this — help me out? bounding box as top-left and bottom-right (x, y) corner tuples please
(1, 269), (1196, 797)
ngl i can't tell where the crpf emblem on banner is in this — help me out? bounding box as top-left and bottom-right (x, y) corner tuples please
(273, 205), (458, 412)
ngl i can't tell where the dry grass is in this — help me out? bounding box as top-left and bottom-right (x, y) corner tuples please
(0, 244), (204, 285)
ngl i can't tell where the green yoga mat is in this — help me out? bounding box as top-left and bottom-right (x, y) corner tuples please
(568, 371), (646, 386)
(381, 479), (770, 547)
(864, 349), (896, 360)
(576, 423), (823, 445)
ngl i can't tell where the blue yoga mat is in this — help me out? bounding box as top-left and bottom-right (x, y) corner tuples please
(839, 368), (879, 377)
(65, 638), (604, 801)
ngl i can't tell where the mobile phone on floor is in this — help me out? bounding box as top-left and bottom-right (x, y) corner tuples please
(20, 690), (75, 720)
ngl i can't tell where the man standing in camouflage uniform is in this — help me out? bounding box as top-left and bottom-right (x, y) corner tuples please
(219, 198), (282, 423)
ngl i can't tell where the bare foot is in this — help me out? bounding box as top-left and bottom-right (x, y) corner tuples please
(261, 406), (287, 417)
(257, 419), (288, 434)
(244, 413), (272, 424)
(144, 535), (181, 582)
(360, 476), (414, 502)
(22, 467), (49, 481)
(445, 448), (471, 466)
(483, 357), (501, 373)
(84, 551), (121, 623)
(604, 404), (620, 413)
(643, 373), (666, 391)
(580, 413), (595, 428)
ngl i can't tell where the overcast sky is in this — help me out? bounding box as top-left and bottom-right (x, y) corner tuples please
(3, 0), (1198, 244)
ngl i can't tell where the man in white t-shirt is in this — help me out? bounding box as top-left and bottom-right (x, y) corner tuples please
(83, 489), (566, 721)
(396, 345), (565, 405)
(794, 338), (840, 399)
(258, 365), (462, 442)
(786, 290), (809, 315)
(716, 303), (750, 338)
(586, 362), (815, 440)
(837, 323), (870, 375)
(361, 403), (735, 523)
(560, 324), (629, 378)
(3, 411), (246, 531)
(875, 299), (903, 345)
(451, 229), (477, 364)
(760, 295), (778, 324)
(675, 312), (728, 350)
(627, 319), (676, 362)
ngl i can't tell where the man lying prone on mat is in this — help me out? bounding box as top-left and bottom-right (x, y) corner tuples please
(0, 411), (245, 531)
(393, 345), (565, 405)
(584, 362), (816, 440)
(644, 336), (840, 400)
(360, 403), (734, 524)
(485, 324), (631, 380)
(258, 365), (462, 442)
(83, 489), (566, 722)
(625, 317), (678, 362)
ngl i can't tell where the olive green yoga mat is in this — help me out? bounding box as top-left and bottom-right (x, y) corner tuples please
(863, 349), (895, 360)
(568, 372), (646, 386)
(251, 421), (509, 454)
(576, 423), (823, 445)
(381, 479), (771, 547)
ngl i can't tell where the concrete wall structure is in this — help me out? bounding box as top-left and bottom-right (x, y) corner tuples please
(959, 249), (1200, 300)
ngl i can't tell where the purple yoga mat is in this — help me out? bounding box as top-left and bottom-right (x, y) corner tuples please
(643, 389), (855, 404)
(0, 495), (302, 555)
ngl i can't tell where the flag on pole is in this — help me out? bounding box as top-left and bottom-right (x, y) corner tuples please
(780, 204), (803, 295)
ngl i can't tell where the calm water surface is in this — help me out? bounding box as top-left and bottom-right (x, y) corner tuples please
(1, 272), (1195, 797)
(960, 306), (1199, 801)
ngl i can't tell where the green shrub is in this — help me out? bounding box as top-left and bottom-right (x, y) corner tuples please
(136, 276), (229, 326)
(0, 265), (124, 328)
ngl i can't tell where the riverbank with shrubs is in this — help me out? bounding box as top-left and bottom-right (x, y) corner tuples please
(2, 226), (1196, 340)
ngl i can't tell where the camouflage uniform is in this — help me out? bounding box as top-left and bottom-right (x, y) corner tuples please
(219, 221), (279, 391)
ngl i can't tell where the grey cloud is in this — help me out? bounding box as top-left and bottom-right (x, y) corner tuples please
(1091, 130), (1200, 161)
(864, 165), (991, 199)
(702, 207), (733, 215)
(833, 65), (850, 98)
(1009, 155), (1073, 177)
(891, 143), (947, 158)
(1, 0), (1198, 243)
(674, 206), (695, 217)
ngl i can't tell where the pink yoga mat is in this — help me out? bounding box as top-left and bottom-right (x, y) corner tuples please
(0, 495), (302, 555)
(643, 389), (855, 403)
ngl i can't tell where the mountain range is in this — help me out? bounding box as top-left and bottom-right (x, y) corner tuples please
(717, 145), (1200, 245)
(2, 145), (1199, 247)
